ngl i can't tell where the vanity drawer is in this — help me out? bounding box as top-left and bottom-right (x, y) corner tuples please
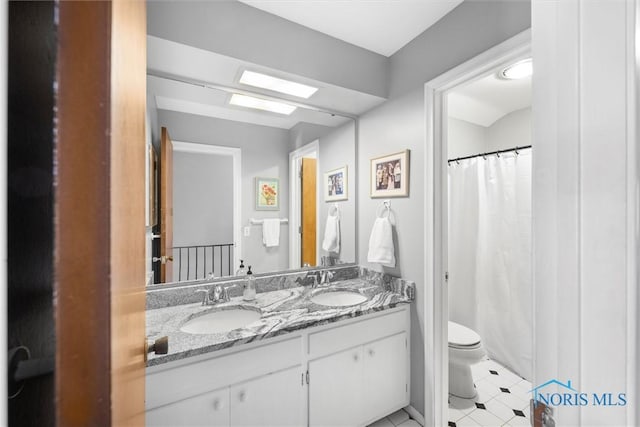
(147, 336), (302, 410)
(307, 306), (409, 359)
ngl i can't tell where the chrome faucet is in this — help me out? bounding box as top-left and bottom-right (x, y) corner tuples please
(319, 270), (334, 285)
(195, 284), (231, 306)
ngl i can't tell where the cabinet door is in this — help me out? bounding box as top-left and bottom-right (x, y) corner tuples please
(308, 346), (364, 427)
(146, 387), (230, 427)
(229, 366), (304, 427)
(363, 332), (408, 422)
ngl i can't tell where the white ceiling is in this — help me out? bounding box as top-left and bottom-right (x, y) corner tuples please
(447, 71), (532, 127)
(148, 36), (386, 129)
(237, 0), (464, 57)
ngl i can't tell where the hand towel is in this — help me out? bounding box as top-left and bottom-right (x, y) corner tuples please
(262, 218), (280, 247)
(367, 217), (395, 267)
(322, 212), (340, 253)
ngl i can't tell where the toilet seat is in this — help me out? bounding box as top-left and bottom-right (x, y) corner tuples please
(448, 321), (481, 348)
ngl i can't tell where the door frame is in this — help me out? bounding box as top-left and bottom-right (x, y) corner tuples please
(422, 29), (531, 426)
(289, 140), (320, 269)
(172, 141), (242, 275)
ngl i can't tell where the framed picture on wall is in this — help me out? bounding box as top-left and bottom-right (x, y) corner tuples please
(370, 149), (410, 198)
(255, 177), (279, 210)
(324, 166), (348, 202)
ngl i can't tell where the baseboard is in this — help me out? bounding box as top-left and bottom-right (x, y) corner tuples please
(404, 405), (425, 426)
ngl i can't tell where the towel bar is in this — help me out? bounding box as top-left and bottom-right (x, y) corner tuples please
(249, 218), (288, 225)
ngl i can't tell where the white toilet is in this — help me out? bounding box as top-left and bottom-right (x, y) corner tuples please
(448, 321), (486, 399)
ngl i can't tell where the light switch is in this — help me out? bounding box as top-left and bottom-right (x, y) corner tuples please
(243, 226), (251, 237)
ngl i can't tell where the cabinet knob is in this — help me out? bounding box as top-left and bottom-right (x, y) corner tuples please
(353, 353), (359, 362)
(212, 399), (221, 410)
(238, 391), (246, 402)
(368, 349), (375, 357)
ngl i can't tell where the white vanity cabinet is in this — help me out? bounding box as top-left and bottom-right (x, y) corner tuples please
(146, 387), (230, 426)
(146, 305), (410, 427)
(146, 336), (304, 427)
(307, 307), (410, 427)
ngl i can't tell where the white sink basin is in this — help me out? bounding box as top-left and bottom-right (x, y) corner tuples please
(180, 308), (261, 334)
(310, 291), (367, 307)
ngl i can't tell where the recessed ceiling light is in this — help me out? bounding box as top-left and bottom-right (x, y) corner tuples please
(239, 70), (318, 99)
(229, 94), (297, 115)
(500, 58), (533, 80)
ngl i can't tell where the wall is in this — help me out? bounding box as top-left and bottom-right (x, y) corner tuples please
(158, 110), (291, 274)
(448, 108), (532, 159)
(447, 117), (487, 159)
(147, 0), (388, 98)
(485, 108), (531, 152)
(318, 120), (356, 263)
(358, 0), (531, 415)
(173, 151), (234, 279)
(7, 2), (55, 424)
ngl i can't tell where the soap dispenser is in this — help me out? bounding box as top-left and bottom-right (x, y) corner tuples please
(243, 266), (256, 301)
(236, 259), (247, 276)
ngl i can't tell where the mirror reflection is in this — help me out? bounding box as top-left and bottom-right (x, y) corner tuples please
(145, 38), (359, 284)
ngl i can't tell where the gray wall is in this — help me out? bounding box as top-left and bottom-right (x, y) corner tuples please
(448, 108), (532, 159)
(173, 152), (234, 279)
(158, 110), (291, 274)
(318, 121), (356, 263)
(486, 108), (531, 152)
(147, 0), (388, 98)
(358, 0), (531, 415)
(448, 117), (487, 159)
(389, 0), (532, 98)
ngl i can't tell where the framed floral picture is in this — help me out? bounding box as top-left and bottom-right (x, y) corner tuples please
(370, 149), (410, 198)
(255, 177), (279, 210)
(324, 166), (348, 202)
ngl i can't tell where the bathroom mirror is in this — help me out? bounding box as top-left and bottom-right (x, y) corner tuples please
(145, 37), (363, 285)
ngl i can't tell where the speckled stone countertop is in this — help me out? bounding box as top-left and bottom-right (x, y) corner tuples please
(146, 272), (414, 367)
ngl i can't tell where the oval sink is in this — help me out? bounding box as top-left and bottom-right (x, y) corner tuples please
(180, 308), (261, 334)
(310, 291), (367, 307)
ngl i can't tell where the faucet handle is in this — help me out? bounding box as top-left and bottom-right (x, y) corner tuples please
(195, 289), (209, 305)
(219, 285), (230, 302)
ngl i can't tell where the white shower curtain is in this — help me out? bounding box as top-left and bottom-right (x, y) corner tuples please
(448, 149), (532, 380)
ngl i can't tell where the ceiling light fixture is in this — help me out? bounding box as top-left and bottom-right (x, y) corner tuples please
(229, 93), (297, 115)
(500, 58), (533, 80)
(239, 70), (318, 99)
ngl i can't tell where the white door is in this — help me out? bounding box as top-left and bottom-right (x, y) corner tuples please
(308, 346), (364, 427)
(146, 387), (230, 427)
(229, 366), (304, 427)
(363, 333), (408, 423)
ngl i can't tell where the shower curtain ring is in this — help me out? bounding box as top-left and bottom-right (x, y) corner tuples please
(515, 146), (520, 155)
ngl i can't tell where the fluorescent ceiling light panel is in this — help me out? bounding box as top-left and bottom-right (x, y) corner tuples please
(500, 59), (533, 80)
(229, 94), (297, 115)
(239, 71), (318, 99)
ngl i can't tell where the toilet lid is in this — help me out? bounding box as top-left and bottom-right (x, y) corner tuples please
(448, 321), (481, 347)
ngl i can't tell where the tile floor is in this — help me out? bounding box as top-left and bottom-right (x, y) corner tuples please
(449, 358), (532, 427)
(368, 408), (420, 427)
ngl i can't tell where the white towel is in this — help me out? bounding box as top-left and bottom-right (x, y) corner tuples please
(262, 218), (280, 247)
(322, 212), (340, 253)
(367, 217), (396, 267)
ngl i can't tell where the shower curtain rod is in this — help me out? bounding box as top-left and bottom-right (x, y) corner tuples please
(448, 145), (532, 164)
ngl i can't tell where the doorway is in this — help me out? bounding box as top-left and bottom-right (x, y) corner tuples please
(422, 30), (531, 427)
(163, 141), (242, 283)
(289, 141), (319, 269)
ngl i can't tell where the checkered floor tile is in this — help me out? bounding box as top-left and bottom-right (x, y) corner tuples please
(449, 358), (532, 427)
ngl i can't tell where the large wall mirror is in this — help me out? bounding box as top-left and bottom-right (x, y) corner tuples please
(145, 36), (373, 285)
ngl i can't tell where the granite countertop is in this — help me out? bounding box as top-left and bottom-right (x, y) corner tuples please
(146, 278), (414, 367)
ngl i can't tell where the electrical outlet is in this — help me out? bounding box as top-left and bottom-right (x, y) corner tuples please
(243, 226), (251, 237)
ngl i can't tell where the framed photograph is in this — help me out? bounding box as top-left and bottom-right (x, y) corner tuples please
(255, 177), (279, 210)
(370, 150), (410, 198)
(324, 166), (348, 202)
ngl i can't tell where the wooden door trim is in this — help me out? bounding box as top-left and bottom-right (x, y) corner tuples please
(55, 2), (112, 424)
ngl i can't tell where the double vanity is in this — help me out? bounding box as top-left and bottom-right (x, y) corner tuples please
(145, 265), (415, 427)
